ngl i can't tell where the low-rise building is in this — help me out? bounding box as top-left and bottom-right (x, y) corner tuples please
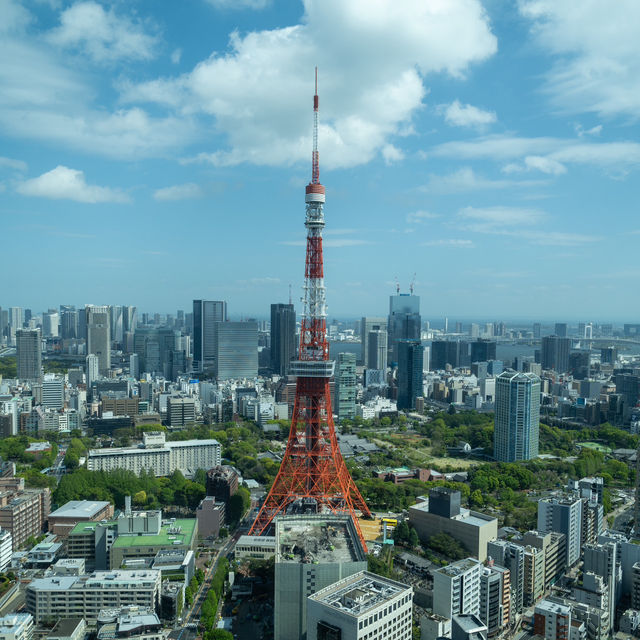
(0, 528), (12, 572)
(46, 618), (86, 640)
(306, 571), (413, 640)
(87, 433), (220, 478)
(26, 570), (161, 624)
(409, 488), (498, 562)
(235, 535), (276, 561)
(0, 614), (34, 640)
(96, 607), (164, 640)
(48, 500), (114, 538)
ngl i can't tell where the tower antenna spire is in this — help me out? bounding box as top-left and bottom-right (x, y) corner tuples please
(312, 66), (320, 185)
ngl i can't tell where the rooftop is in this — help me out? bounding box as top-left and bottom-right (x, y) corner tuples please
(111, 518), (196, 549)
(69, 520), (116, 535)
(437, 558), (481, 578)
(276, 515), (365, 564)
(310, 571), (409, 617)
(49, 500), (112, 519)
(49, 619), (85, 637)
(0, 614), (33, 632)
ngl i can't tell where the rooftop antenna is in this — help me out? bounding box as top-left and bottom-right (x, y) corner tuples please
(394, 277), (400, 294)
(409, 272), (416, 295)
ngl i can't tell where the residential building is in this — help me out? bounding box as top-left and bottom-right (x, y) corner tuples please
(433, 558), (483, 619)
(534, 600), (575, 640)
(215, 321), (258, 380)
(205, 466), (238, 503)
(274, 515), (367, 640)
(271, 303), (296, 376)
(195, 496), (224, 538)
(192, 300), (227, 372)
(306, 571), (413, 640)
(16, 330), (41, 381)
(479, 565), (510, 636)
(361, 317), (386, 368)
(538, 498), (583, 566)
(409, 488), (498, 562)
(523, 545), (545, 607)
(336, 352), (357, 421)
(86, 354), (99, 391)
(487, 539), (524, 614)
(0, 614), (34, 640)
(47, 500), (114, 538)
(0, 488), (51, 550)
(87, 432), (221, 477)
(523, 530), (566, 590)
(86, 306), (111, 376)
(494, 370), (540, 462)
(388, 294), (421, 363)
(397, 340), (424, 410)
(0, 528), (12, 572)
(25, 570), (161, 624)
(541, 336), (571, 374)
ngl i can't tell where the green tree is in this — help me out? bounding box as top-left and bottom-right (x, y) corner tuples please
(408, 527), (419, 548)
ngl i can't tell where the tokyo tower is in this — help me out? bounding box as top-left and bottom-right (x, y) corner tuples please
(249, 70), (371, 548)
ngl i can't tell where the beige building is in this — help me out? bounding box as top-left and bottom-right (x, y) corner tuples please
(0, 488), (51, 550)
(523, 545), (545, 606)
(523, 530), (566, 590)
(409, 489), (497, 562)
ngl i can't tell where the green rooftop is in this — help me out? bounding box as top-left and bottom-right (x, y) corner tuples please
(111, 519), (196, 549)
(69, 520), (116, 535)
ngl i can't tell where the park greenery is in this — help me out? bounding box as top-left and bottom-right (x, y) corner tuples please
(200, 558), (230, 640)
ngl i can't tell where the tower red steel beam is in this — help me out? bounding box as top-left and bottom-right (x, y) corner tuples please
(249, 69), (371, 549)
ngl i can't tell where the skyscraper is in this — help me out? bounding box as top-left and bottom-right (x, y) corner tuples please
(9, 307), (23, 331)
(133, 327), (180, 377)
(367, 329), (388, 371)
(270, 303), (296, 376)
(60, 305), (78, 340)
(86, 305), (111, 376)
(16, 329), (41, 381)
(360, 316), (386, 367)
(494, 371), (540, 462)
(335, 352), (356, 421)
(42, 311), (59, 338)
(388, 294), (421, 363)
(86, 354), (99, 390)
(129, 353), (140, 380)
(470, 339), (497, 363)
(541, 335), (570, 373)
(397, 340), (424, 410)
(193, 300), (227, 372)
(215, 321), (258, 380)
(554, 322), (568, 338)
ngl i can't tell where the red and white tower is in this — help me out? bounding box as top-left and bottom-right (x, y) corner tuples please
(249, 70), (371, 548)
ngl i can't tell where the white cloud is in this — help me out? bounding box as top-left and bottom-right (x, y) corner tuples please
(0, 156), (27, 172)
(442, 99), (496, 128)
(123, 0), (497, 169)
(422, 166), (541, 192)
(406, 210), (439, 224)
(434, 135), (640, 174)
(423, 239), (474, 248)
(153, 183), (203, 201)
(206, 0), (270, 8)
(457, 205), (597, 246)
(48, 1), (158, 63)
(519, 0), (640, 117)
(382, 144), (404, 165)
(459, 206), (545, 230)
(17, 166), (130, 203)
(171, 48), (182, 64)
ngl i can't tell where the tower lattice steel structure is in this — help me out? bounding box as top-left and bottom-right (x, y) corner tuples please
(249, 70), (371, 548)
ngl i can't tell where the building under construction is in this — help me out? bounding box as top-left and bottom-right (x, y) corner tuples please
(274, 515), (367, 640)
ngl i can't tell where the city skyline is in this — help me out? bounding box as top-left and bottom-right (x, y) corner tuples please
(2, 1), (640, 317)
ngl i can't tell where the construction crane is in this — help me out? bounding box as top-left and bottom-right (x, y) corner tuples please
(394, 276), (400, 294)
(409, 272), (416, 295)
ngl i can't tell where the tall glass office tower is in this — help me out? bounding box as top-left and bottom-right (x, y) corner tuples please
(193, 300), (227, 372)
(388, 294), (421, 364)
(494, 370), (541, 462)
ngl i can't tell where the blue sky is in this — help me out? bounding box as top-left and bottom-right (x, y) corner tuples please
(1, 0), (639, 321)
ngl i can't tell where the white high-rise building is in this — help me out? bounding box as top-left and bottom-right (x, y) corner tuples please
(86, 354), (99, 390)
(307, 571), (413, 640)
(433, 558), (483, 619)
(42, 374), (64, 410)
(42, 312), (59, 338)
(538, 497), (583, 567)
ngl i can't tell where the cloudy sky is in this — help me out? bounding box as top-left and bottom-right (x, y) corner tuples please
(1, 0), (639, 321)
